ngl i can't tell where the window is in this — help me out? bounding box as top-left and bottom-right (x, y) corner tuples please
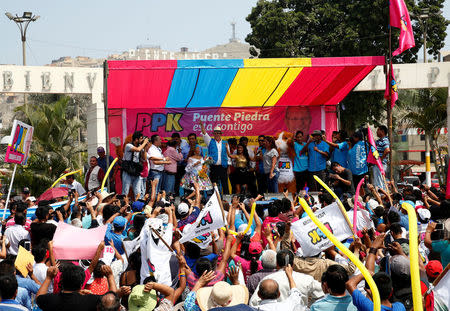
(402, 152), (408, 161)
(421, 152), (425, 162)
(420, 135), (425, 141)
(401, 135), (407, 142)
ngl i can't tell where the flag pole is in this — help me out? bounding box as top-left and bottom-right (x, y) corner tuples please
(2, 164), (17, 220)
(387, 3), (394, 182)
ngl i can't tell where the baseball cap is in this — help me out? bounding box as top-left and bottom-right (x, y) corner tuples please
(390, 255), (410, 276)
(132, 201), (145, 212)
(23, 187), (30, 194)
(128, 285), (157, 311)
(177, 202), (189, 216)
(425, 260), (443, 279)
(416, 208), (431, 224)
(249, 242), (263, 255)
(97, 146), (105, 153)
(113, 216), (127, 228)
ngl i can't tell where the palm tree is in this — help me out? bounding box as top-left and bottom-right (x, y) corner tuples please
(396, 88), (447, 185)
(12, 96), (86, 194)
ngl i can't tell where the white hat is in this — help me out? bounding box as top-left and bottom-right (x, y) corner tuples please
(196, 281), (248, 311)
(213, 126), (222, 133)
(177, 202), (189, 216)
(416, 208), (431, 223)
(27, 196), (37, 202)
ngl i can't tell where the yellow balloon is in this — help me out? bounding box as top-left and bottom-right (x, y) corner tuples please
(101, 158), (118, 190)
(50, 169), (82, 188)
(225, 202), (257, 236)
(298, 197), (381, 311)
(401, 202), (423, 311)
(313, 175), (356, 238)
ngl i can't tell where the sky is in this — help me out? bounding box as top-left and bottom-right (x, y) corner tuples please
(1, 0), (450, 66)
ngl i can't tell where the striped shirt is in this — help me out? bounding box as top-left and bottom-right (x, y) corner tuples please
(376, 136), (390, 164)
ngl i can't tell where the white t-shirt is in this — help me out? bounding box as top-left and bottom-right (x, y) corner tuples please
(148, 145), (164, 171)
(34, 262), (53, 292)
(68, 180), (86, 195)
(5, 224), (30, 255)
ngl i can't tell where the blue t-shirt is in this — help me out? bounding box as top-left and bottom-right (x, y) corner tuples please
(332, 142), (349, 168)
(234, 212), (262, 237)
(432, 240), (450, 268)
(186, 253), (219, 275)
(257, 147), (266, 173)
(105, 228), (125, 254)
(376, 136), (390, 164)
(351, 289), (406, 311)
(294, 142), (308, 172)
(310, 294), (357, 311)
(348, 141), (368, 176)
(308, 140), (329, 172)
(97, 155), (115, 173)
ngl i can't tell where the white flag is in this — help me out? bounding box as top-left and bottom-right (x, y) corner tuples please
(291, 202), (353, 257)
(179, 192), (225, 244)
(434, 266), (450, 310)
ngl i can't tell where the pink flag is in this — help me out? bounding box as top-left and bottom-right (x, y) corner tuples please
(384, 66), (399, 108)
(53, 221), (108, 260)
(390, 0), (415, 56)
(367, 127), (385, 176)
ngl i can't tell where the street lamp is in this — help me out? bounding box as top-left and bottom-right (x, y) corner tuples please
(5, 11), (40, 66)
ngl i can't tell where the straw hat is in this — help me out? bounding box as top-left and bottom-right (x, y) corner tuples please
(196, 281), (248, 311)
(213, 126), (222, 133)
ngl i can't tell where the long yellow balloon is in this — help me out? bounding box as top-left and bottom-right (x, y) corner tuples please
(401, 202), (423, 311)
(313, 175), (356, 238)
(298, 197), (381, 311)
(50, 169), (82, 188)
(101, 158), (118, 190)
(223, 202), (257, 236)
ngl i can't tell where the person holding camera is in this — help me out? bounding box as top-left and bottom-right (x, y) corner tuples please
(329, 162), (355, 200)
(122, 131), (148, 196)
(424, 221), (450, 269)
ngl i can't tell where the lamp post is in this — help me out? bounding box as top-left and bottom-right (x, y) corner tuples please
(417, 8), (430, 63)
(5, 11), (40, 66)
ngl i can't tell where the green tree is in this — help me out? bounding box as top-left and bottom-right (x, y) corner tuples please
(12, 97), (86, 194)
(245, 0), (448, 130)
(396, 88), (447, 185)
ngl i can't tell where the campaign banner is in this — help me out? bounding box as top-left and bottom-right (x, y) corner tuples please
(107, 106), (337, 157)
(291, 202), (353, 257)
(5, 120), (33, 165)
(53, 221), (108, 260)
(179, 191), (225, 244)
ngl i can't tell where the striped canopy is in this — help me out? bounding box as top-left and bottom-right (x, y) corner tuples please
(107, 56), (385, 109)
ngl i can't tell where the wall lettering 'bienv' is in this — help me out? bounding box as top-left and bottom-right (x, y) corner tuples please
(3, 71), (13, 91)
(64, 72), (74, 92)
(0, 70), (99, 92)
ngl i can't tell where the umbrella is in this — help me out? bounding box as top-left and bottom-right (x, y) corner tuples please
(36, 187), (69, 203)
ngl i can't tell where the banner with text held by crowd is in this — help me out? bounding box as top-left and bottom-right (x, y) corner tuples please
(5, 120), (33, 165)
(179, 192), (225, 244)
(291, 202), (353, 257)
